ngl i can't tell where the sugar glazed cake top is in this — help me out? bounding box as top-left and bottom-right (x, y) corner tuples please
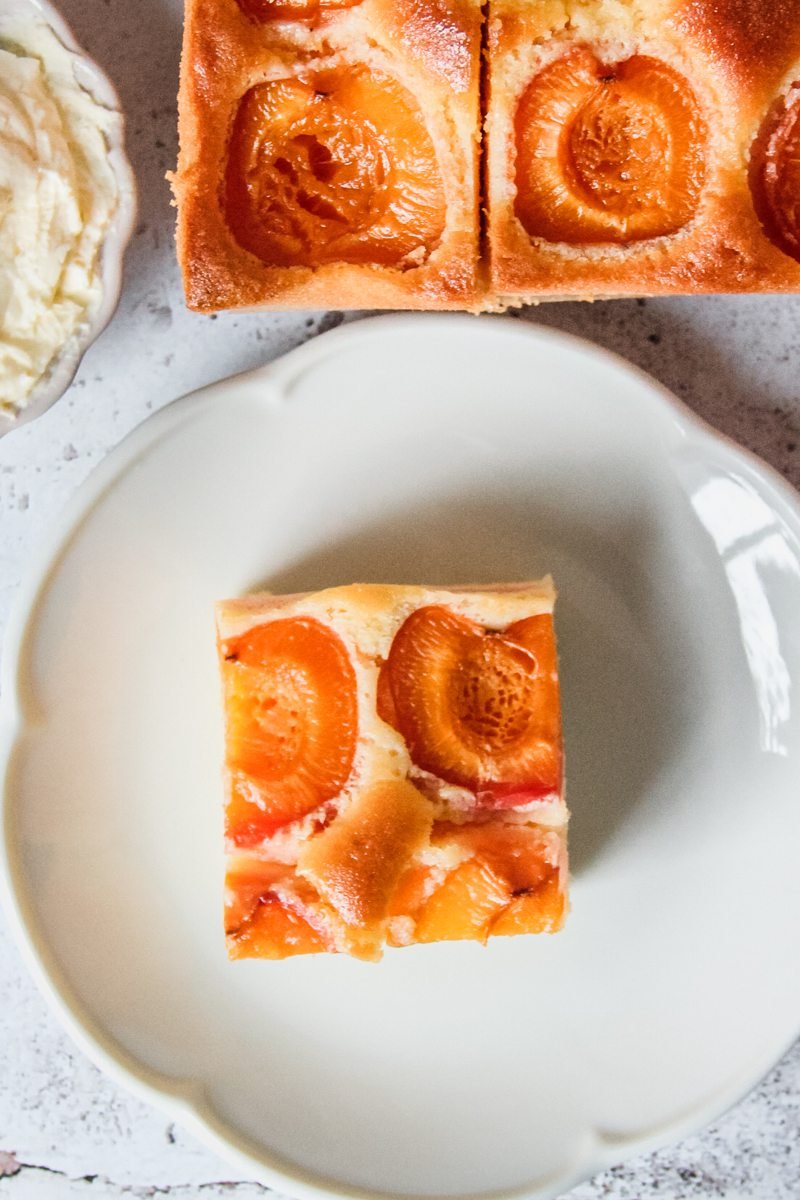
(172, 0), (800, 309)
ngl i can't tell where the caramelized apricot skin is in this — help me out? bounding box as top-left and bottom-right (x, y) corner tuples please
(221, 617), (357, 845)
(750, 83), (800, 263)
(514, 48), (706, 245)
(380, 606), (562, 797)
(236, 0), (361, 23)
(225, 68), (446, 268)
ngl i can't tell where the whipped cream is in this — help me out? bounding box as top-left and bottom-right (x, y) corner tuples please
(0, 16), (120, 416)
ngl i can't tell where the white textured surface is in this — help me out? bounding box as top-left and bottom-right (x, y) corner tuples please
(0, 1), (799, 1197)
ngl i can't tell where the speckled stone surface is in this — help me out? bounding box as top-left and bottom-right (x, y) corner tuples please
(1, 1), (799, 1196)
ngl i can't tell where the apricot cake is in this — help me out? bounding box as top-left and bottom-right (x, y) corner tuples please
(486, 0), (800, 302)
(172, 0), (482, 310)
(217, 582), (567, 960)
(174, 0), (800, 307)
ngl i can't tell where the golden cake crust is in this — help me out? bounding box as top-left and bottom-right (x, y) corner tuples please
(216, 579), (557, 642)
(486, 0), (800, 304)
(172, 0), (482, 311)
(677, 0), (800, 105)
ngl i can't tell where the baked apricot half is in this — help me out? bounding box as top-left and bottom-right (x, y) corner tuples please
(410, 825), (564, 943)
(514, 47), (706, 244)
(221, 617), (357, 844)
(225, 67), (446, 267)
(750, 83), (800, 263)
(379, 606), (561, 799)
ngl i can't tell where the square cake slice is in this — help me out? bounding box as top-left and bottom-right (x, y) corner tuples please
(172, 0), (483, 311)
(485, 0), (800, 304)
(217, 581), (567, 961)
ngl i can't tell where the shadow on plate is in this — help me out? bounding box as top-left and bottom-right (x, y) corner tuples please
(254, 491), (692, 877)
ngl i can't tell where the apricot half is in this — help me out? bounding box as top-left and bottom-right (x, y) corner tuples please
(221, 617), (357, 844)
(414, 859), (510, 943)
(225, 68), (446, 267)
(514, 48), (706, 244)
(380, 606), (562, 797)
(411, 830), (565, 944)
(750, 83), (800, 263)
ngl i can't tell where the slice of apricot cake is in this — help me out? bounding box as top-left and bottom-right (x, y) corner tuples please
(217, 581), (567, 961)
(172, 0), (482, 311)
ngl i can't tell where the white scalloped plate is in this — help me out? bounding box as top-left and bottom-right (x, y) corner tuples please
(2, 315), (800, 1200)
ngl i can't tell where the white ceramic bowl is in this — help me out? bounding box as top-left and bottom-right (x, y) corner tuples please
(0, 0), (137, 437)
(2, 316), (799, 1200)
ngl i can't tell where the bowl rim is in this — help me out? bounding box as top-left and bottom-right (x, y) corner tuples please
(1, 312), (800, 1199)
(0, 0), (138, 438)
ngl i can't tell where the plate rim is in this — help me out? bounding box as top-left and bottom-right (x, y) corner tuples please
(2, 312), (800, 1200)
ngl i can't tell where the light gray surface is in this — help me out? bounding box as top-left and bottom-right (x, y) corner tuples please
(1, 1), (799, 1196)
